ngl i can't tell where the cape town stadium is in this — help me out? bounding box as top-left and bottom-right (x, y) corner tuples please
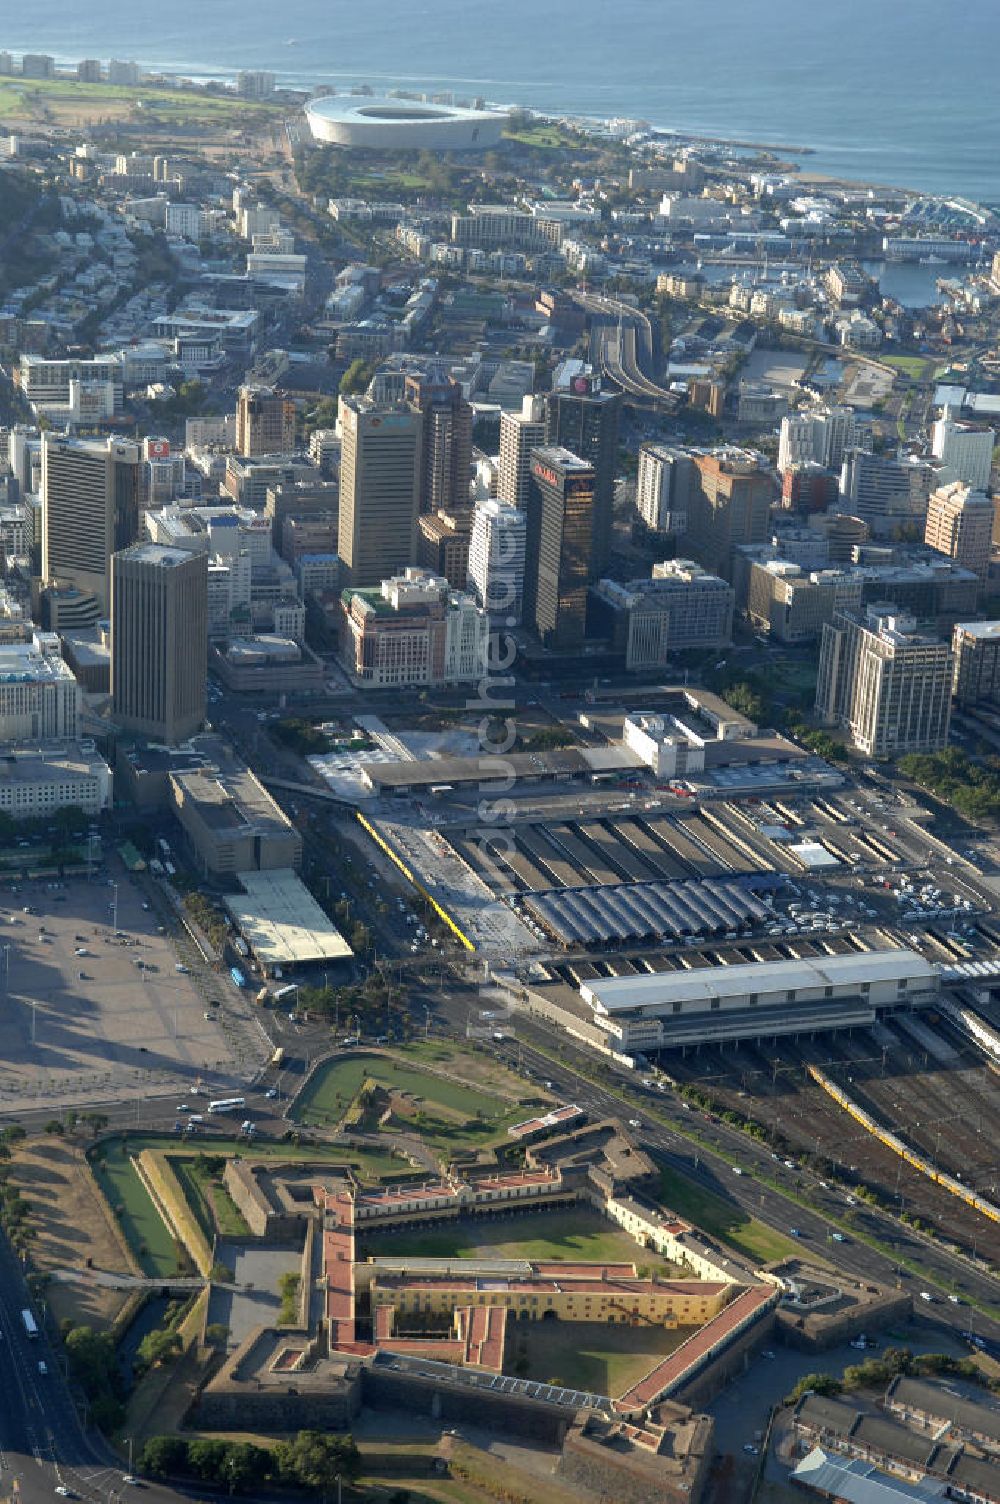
(305, 95), (508, 150)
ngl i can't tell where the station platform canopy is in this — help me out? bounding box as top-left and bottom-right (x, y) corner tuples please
(225, 869), (353, 968)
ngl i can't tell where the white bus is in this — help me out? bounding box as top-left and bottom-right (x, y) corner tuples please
(207, 1096), (246, 1115)
(21, 1308), (38, 1339)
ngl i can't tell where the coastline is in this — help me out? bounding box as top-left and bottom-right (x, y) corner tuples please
(2, 46), (994, 206)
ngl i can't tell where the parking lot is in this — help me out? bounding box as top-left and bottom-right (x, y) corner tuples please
(0, 864), (241, 1111)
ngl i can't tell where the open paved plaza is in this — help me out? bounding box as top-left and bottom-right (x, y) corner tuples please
(0, 863), (243, 1111)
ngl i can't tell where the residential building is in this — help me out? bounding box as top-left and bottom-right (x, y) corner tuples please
(544, 384), (620, 577)
(340, 569), (488, 688)
(816, 605), (953, 757)
(405, 366), (473, 514)
(951, 621), (1000, 707)
(931, 408), (995, 493)
(467, 499), (527, 628)
(0, 634), (80, 744)
(236, 70), (276, 99)
(18, 354), (123, 418)
(778, 407), (857, 474)
(924, 480), (992, 578)
(107, 59), (141, 85)
(337, 398), (421, 587)
(525, 448), (595, 649)
(41, 434), (139, 610)
(0, 744), (111, 820)
(685, 450), (774, 578)
(165, 203), (209, 240)
(236, 385), (296, 457)
(635, 444), (695, 534)
(111, 544), (207, 745)
(497, 395), (545, 509)
(780, 463), (839, 513)
(416, 507), (475, 589)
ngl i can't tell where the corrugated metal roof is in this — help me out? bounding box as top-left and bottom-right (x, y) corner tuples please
(791, 1447), (946, 1503)
(581, 947), (934, 1014)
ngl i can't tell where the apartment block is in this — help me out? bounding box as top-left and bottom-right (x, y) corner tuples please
(816, 605), (953, 757)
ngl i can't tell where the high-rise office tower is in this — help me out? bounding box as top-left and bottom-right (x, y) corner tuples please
(931, 407), (995, 493)
(685, 450), (773, 578)
(815, 605), (952, 757)
(111, 543), (207, 745)
(338, 398), (421, 587)
(924, 480), (993, 579)
(839, 450), (940, 539)
(544, 383), (620, 577)
(467, 498), (527, 627)
(405, 366), (473, 514)
(497, 395), (546, 509)
(635, 444), (695, 534)
(236, 385), (297, 457)
(41, 434), (139, 609)
(524, 447), (594, 648)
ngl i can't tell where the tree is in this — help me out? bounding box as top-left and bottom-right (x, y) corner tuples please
(205, 1322), (229, 1348)
(187, 1438), (230, 1482)
(140, 1435), (189, 1478)
(80, 1112), (108, 1139)
(339, 357), (375, 396)
(276, 1430), (360, 1491)
(43, 1119), (65, 1135)
(136, 1326), (182, 1370)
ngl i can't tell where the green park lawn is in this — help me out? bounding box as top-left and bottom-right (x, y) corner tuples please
(0, 75), (282, 125)
(509, 1319), (688, 1398)
(659, 1169), (798, 1266)
(879, 353), (935, 381)
(291, 1051), (526, 1144)
(88, 1134), (405, 1276)
(362, 1205), (686, 1272)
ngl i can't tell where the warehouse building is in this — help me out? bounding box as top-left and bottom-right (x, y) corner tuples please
(578, 948), (938, 1051)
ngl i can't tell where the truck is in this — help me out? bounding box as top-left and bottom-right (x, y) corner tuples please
(21, 1308), (38, 1339)
(230, 966), (246, 989)
(273, 984), (297, 1003)
(232, 937), (249, 958)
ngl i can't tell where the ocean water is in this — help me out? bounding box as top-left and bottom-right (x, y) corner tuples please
(6, 0), (1000, 200)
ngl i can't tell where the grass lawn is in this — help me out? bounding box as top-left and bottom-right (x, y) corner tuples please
(659, 1170), (798, 1265)
(880, 354), (934, 380)
(361, 1206), (684, 1272)
(0, 75), (281, 127)
(291, 1050), (527, 1145)
(509, 1319), (687, 1398)
(503, 124), (579, 149)
(88, 1134), (406, 1275)
(169, 1155), (251, 1242)
(89, 1139), (181, 1278)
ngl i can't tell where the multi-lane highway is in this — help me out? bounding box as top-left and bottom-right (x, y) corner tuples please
(485, 1023), (1000, 1344)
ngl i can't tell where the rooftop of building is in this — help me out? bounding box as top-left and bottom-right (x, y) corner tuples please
(954, 619), (1000, 640)
(223, 868), (352, 967)
(116, 541), (197, 569)
(531, 445), (595, 475)
(0, 742), (108, 780)
(581, 947), (936, 1016)
(0, 635), (76, 684)
(170, 764), (294, 836)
